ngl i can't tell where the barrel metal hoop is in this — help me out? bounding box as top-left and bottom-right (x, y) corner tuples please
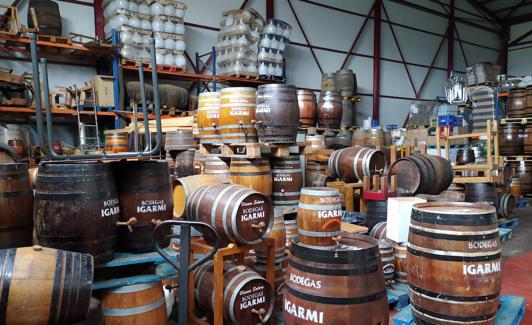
(230, 171), (272, 176)
(410, 209), (497, 226)
(223, 188), (249, 243)
(290, 242), (378, 264)
(409, 226), (500, 241)
(102, 297), (165, 316)
(297, 202), (342, 211)
(353, 148), (364, 180)
(272, 191), (301, 196)
(229, 275), (273, 323)
(408, 283), (499, 302)
(288, 258), (378, 275)
(0, 249), (16, 325)
(285, 285), (385, 305)
(0, 189), (33, 198)
(222, 267), (250, 299)
(297, 228), (341, 237)
(409, 223), (499, 236)
(407, 245), (501, 262)
(300, 188), (339, 196)
(35, 191), (117, 201)
(410, 303), (497, 323)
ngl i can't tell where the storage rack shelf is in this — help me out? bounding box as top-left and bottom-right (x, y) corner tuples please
(0, 106), (155, 121)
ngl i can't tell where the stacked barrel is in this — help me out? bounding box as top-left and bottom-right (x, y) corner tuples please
(165, 129), (198, 180)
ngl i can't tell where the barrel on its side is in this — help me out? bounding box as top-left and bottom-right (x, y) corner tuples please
(271, 156), (303, 208)
(297, 90), (317, 127)
(172, 174), (220, 217)
(328, 146), (386, 183)
(105, 132), (129, 153)
(230, 157), (272, 197)
(369, 221), (387, 240)
(497, 192), (515, 218)
(256, 84), (299, 143)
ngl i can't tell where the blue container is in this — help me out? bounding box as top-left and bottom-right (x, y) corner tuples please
(371, 119), (379, 127)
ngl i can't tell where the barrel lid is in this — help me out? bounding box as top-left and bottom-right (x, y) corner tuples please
(413, 202), (496, 215)
(411, 202), (497, 226)
(220, 87), (257, 92)
(257, 84), (296, 90)
(300, 187), (339, 196)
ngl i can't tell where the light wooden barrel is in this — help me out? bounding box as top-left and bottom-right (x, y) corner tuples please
(394, 242), (407, 283)
(509, 176), (522, 199)
(284, 218), (299, 248)
(297, 90), (317, 127)
(104, 132), (129, 153)
(219, 87), (257, 144)
(230, 157), (272, 197)
(172, 174), (220, 217)
(197, 91), (221, 144)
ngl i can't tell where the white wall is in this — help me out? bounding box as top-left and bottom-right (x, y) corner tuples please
(508, 21), (532, 76)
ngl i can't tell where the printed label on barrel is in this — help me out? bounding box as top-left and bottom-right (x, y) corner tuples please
(383, 263), (395, 276)
(284, 298), (324, 324)
(229, 108), (250, 116)
(256, 103), (271, 113)
(101, 198), (120, 217)
(206, 111), (219, 119)
(318, 209), (342, 219)
(462, 261), (501, 275)
(468, 239), (499, 250)
(136, 199), (167, 213)
(288, 273), (322, 289)
(241, 200), (265, 222)
(274, 173), (293, 182)
(239, 285), (266, 310)
(319, 196), (341, 204)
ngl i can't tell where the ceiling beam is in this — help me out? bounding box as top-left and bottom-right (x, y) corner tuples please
(507, 12), (532, 24)
(503, 0), (528, 19)
(509, 27), (532, 46)
(465, 0), (504, 28)
(493, 0), (532, 13)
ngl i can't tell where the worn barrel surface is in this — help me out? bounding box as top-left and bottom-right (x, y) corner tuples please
(230, 157), (272, 197)
(271, 156), (303, 208)
(498, 124), (524, 156)
(317, 91), (342, 129)
(104, 132), (129, 153)
(197, 91), (221, 144)
(256, 84), (299, 143)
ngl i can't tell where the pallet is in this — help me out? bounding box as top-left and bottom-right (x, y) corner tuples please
(298, 126), (339, 135)
(516, 198), (528, 209)
(227, 74), (259, 80)
(36, 34), (72, 44)
(498, 218), (519, 230)
(387, 283), (410, 311)
(500, 117), (532, 125)
(199, 142), (305, 158)
(499, 228), (513, 243)
(156, 64), (185, 73)
(503, 155), (532, 162)
(392, 295), (526, 325)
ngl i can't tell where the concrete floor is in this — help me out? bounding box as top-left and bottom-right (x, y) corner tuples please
(502, 201), (532, 258)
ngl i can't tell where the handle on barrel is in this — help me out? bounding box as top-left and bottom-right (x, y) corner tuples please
(251, 308), (266, 323)
(116, 217), (137, 232)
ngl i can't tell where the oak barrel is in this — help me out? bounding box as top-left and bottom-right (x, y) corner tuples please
(219, 87), (257, 143)
(317, 91), (342, 129)
(514, 161), (532, 195)
(113, 160), (173, 253)
(0, 245), (93, 324)
(380, 241), (395, 281)
(389, 154), (452, 195)
(365, 128), (384, 147)
(320, 73), (336, 92)
(407, 202), (501, 325)
(165, 129), (197, 151)
(464, 182), (498, 213)
(203, 156), (231, 183)
(304, 134), (327, 150)
(255, 213), (287, 260)
(456, 148), (475, 165)
(365, 199), (387, 231)
(297, 90), (317, 127)
(369, 221), (387, 241)
(186, 184), (273, 245)
(167, 149), (195, 178)
(335, 69), (356, 97)
(394, 243), (407, 283)
(100, 282), (167, 325)
(271, 156), (303, 208)
(197, 91), (221, 144)
(7, 139), (25, 158)
(283, 234), (388, 325)
(284, 218), (298, 248)
(253, 260), (287, 295)
(104, 132), (129, 153)
(172, 174), (220, 217)
(328, 146), (386, 183)
(230, 157), (272, 197)
(297, 187), (342, 246)
(305, 161), (329, 187)
(34, 162), (119, 264)
(509, 176), (522, 199)
(498, 123), (524, 156)
(508, 89), (526, 118)
(497, 192), (515, 218)
(525, 125), (532, 154)
(195, 261), (274, 324)
(256, 84), (299, 143)
(0, 163), (33, 249)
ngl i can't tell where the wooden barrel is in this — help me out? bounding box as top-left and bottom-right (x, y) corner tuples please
(351, 129), (366, 146)
(197, 91), (221, 144)
(28, 0), (62, 36)
(104, 132), (129, 153)
(508, 89), (526, 118)
(186, 184), (273, 245)
(113, 160), (173, 253)
(305, 161), (329, 186)
(297, 187), (342, 246)
(509, 176), (522, 199)
(0, 143), (19, 163)
(369, 221), (387, 240)
(297, 90), (317, 127)
(195, 261), (274, 324)
(253, 260), (287, 294)
(172, 174), (220, 217)
(365, 128), (384, 147)
(424, 154), (454, 194)
(456, 148), (475, 165)
(284, 218), (298, 247)
(165, 129), (196, 151)
(0, 245), (93, 324)
(304, 134), (326, 150)
(340, 99), (353, 128)
(167, 149), (195, 178)
(203, 156), (230, 183)
(34, 162), (119, 264)
(389, 154), (452, 195)
(524, 125), (532, 154)
(497, 192), (515, 218)
(284, 234), (388, 325)
(100, 282), (167, 324)
(332, 129), (352, 149)
(255, 213), (286, 259)
(407, 202), (501, 325)
(499, 123), (524, 156)
(7, 139), (25, 158)
(271, 156), (303, 208)
(328, 146), (386, 183)
(0, 163), (33, 249)
(219, 87), (257, 144)
(464, 182), (498, 213)
(320, 73), (336, 92)
(394, 242), (407, 283)
(256, 84), (299, 143)
(317, 91), (342, 129)
(379, 241), (395, 281)
(514, 161), (532, 195)
(230, 157), (272, 197)
(335, 69), (356, 97)
(365, 199), (387, 231)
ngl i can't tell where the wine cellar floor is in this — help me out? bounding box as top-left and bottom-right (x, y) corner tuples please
(502, 203), (532, 258)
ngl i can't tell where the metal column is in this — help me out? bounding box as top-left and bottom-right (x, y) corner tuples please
(372, 0), (381, 122)
(447, 0), (455, 77)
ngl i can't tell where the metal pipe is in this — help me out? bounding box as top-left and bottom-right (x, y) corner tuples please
(148, 38), (163, 156)
(40, 58), (61, 159)
(138, 63), (150, 151)
(447, 0), (454, 77)
(372, 0), (381, 122)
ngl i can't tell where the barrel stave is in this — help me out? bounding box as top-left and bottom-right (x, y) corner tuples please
(256, 84), (299, 143)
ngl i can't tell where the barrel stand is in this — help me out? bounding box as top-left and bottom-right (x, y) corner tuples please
(189, 238), (276, 325)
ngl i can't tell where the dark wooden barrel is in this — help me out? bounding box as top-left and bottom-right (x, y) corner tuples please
(498, 123), (524, 156)
(104, 132), (129, 153)
(394, 243), (407, 283)
(284, 234), (388, 325)
(186, 184), (273, 245)
(34, 162), (119, 264)
(172, 174), (220, 217)
(464, 182), (498, 213)
(320, 73), (336, 92)
(297, 187), (342, 246)
(340, 99), (353, 128)
(407, 202), (501, 325)
(28, 0), (62, 36)
(424, 154), (454, 194)
(204, 156), (231, 183)
(335, 69), (356, 97)
(271, 156), (303, 208)
(197, 91), (221, 144)
(284, 218), (298, 247)
(100, 282), (167, 324)
(527, 87), (532, 117)
(379, 241), (395, 281)
(0, 245), (93, 324)
(167, 149), (195, 178)
(525, 125), (532, 154)
(365, 199), (387, 231)
(165, 129), (196, 151)
(253, 260), (287, 298)
(113, 160), (173, 253)
(195, 261), (274, 324)
(389, 154), (452, 195)
(0, 163), (33, 249)
(333, 129), (352, 149)
(230, 157), (272, 197)
(0, 143), (19, 163)
(7, 139), (25, 158)
(514, 161), (532, 195)
(328, 146), (386, 183)
(456, 148), (475, 165)
(255, 213), (286, 260)
(497, 192), (515, 218)
(509, 176), (522, 199)
(317, 91), (342, 129)
(369, 221), (387, 240)
(256, 84), (299, 143)
(365, 128), (384, 147)
(508, 89), (526, 118)
(304, 161), (329, 187)
(219, 87), (257, 144)
(297, 90), (317, 127)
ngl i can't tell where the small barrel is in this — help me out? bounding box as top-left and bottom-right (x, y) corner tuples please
(195, 261), (274, 324)
(297, 90), (317, 127)
(464, 182), (498, 213)
(197, 91), (221, 144)
(284, 218), (299, 248)
(509, 176), (522, 199)
(365, 127), (384, 147)
(172, 174), (221, 217)
(219, 87), (257, 144)
(255, 213), (287, 260)
(256, 84), (299, 143)
(284, 234), (388, 325)
(186, 184), (273, 245)
(100, 282), (167, 324)
(0, 163), (33, 249)
(317, 91), (342, 129)
(167, 149), (196, 179)
(271, 156), (303, 208)
(525, 125), (532, 154)
(304, 161), (328, 187)
(113, 161), (173, 253)
(320, 72), (336, 92)
(7, 139), (26, 158)
(104, 131), (129, 153)
(394, 242), (407, 283)
(165, 129), (197, 151)
(514, 161), (532, 195)
(335, 69), (356, 97)
(497, 192), (515, 218)
(328, 146), (386, 183)
(0, 246), (93, 324)
(507, 89), (526, 118)
(34, 162), (119, 264)
(297, 187), (342, 246)
(352, 128), (366, 146)
(340, 98), (353, 128)
(407, 202), (501, 325)
(456, 148), (475, 165)
(230, 157), (272, 197)
(304, 134), (327, 151)
(369, 221), (387, 240)
(365, 199), (387, 231)
(498, 123), (524, 156)
(203, 156), (231, 183)
(379, 241), (395, 281)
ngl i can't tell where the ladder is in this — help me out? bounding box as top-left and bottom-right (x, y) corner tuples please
(75, 84), (101, 151)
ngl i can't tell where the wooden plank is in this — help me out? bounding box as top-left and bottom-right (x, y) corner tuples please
(0, 70), (24, 84)
(340, 222), (367, 233)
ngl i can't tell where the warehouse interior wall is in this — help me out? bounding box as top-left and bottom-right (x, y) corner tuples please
(508, 21), (532, 76)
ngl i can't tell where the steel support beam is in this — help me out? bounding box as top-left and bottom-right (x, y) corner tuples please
(417, 31), (448, 99)
(341, 3), (374, 68)
(499, 24), (510, 74)
(509, 28), (532, 46)
(373, 0), (381, 122)
(503, 0), (528, 19)
(447, 0), (454, 77)
(94, 0), (104, 39)
(455, 26), (469, 67)
(266, 0), (274, 19)
(465, 0), (504, 28)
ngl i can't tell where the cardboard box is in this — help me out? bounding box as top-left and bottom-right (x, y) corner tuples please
(91, 75), (115, 107)
(386, 197), (427, 243)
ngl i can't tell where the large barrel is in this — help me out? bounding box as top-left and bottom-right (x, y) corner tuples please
(113, 161), (173, 253)
(365, 199), (387, 231)
(394, 243), (407, 283)
(100, 282), (167, 324)
(172, 174), (220, 217)
(284, 218), (298, 247)
(230, 157), (272, 197)
(34, 162), (119, 264)
(317, 91), (342, 129)
(219, 87), (257, 144)
(0, 246), (93, 324)
(297, 187), (342, 246)
(195, 261), (274, 324)
(328, 146), (386, 183)
(165, 129), (196, 151)
(284, 234), (389, 325)
(256, 84), (299, 143)
(0, 163), (33, 248)
(369, 221), (387, 240)
(28, 0), (62, 36)
(186, 184), (273, 245)
(407, 202), (501, 325)
(507, 89), (526, 118)
(203, 156), (231, 183)
(497, 192), (515, 218)
(335, 69), (356, 97)
(104, 131), (129, 153)
(297, 90), (317, 127)
(498, 123), (524, 156)
(464, 182), (498, 213)
(271, 156), (303, 208)
(197, 91), (221, 144)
